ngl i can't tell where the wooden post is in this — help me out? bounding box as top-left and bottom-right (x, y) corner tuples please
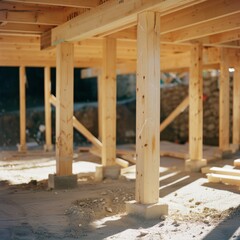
(101, 38), (116, 166)
(44, 66), (53, 151)
(219, 48), (230, 153)
(97, 73), (102, 141)
(189, 44), (203, 160)
(185, 44), (206, 171)
(18, 66), (27, 152)
(56, 42), (74, 176)
(135, 11), (161, 204)
(232, 55), (240, 150)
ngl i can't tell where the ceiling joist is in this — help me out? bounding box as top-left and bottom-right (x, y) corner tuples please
(1, 0), (100, 8)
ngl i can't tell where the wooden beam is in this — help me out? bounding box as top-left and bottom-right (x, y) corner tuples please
(189, 43), (203, 161)
(41, 30), (52, 50)
(135, 12), (161, 204)
(232, 53), (240, 149)
(162, 12), (240, 43)
(207, 173), (240, 187)
(44, 66), (53, 151)
(219, 48), (230, 152)
(160, 96), (189, 132)
(18, 66), (27, 152)
(206, 167), (240, 177)
(101, 37), (117, 166)
(3, 0), (99, 8)
(73, 116), (102, 150)
(50, 94), (102, 149)
(0, 2), (64, 25)
(0, 23), (52, 34)
(49, 94), (56, 106)
(0, 35), (40, 44)
(55, 42), (74, 176)
(47, 0), (204, 47)
(209, 29), (240, 44)
(161, 0), (240, 34)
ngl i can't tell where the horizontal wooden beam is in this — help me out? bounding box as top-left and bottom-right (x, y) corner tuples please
(161, 0), (240, 34)
(162, 12), (240, 43)
(209, 29), (240, 44)
(0, 2), (64, 25)
(0, 34), (40, 44)
(0, 23), (52, 34)
(3, 0), (100, 8)
(46, 0), (204, 47)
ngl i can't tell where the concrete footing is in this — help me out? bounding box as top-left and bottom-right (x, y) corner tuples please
(44, 144), (54, 152)
(95, 165), (120, 181)
(185, 159), (207, 172)
(17, 144), (27, 152)
(126, 200), (168, 219)
(48, 174), (77, 189)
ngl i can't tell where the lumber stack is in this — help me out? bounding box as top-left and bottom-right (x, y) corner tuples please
(202, 160), (240, 189)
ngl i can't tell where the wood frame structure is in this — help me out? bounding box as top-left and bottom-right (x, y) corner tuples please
(1, 0), (240, 217)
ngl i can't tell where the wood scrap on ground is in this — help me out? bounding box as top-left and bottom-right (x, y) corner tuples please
(203, 162), (240, 189)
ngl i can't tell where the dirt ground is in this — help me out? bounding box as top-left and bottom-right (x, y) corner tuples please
(0, 147), (239, 240)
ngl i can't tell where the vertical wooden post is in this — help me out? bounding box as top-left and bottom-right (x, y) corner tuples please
(135, 11), (161, 204)
(219, 48), (230, 153)
(232, 54), (240, 150)
(56, 42), (74, 176)
(44, 66), (53, 151)
(186, 44), (206, 171)
(18, 66), (27, 152)
(101, 38), (116, 166)
(97, 73), (102, 141)
(189, 44), (203, 160)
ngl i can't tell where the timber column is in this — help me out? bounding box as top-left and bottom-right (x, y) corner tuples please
(126, 11), (168, 219)
(48, 42), (77, 189)
(219, 48), (231, 157)
(185, 44), (206, 171)
(98, 37), (120, 179)
(44, 66), (53, 151)
(232, 51), (240, 152)
(18, 66), (27, 152)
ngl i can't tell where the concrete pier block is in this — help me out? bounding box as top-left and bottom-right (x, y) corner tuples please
(185, 159), (207, 172)
(48, 174), (77, 189)
(126, 200), (168, 219)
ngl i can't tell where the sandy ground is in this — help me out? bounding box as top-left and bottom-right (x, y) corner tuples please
(0, 148), (239, 240)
